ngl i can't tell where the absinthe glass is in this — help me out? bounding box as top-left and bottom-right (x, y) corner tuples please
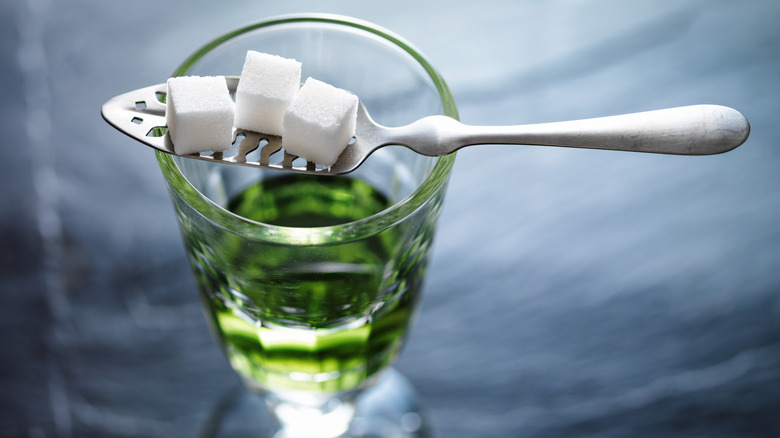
(157, 15), (456, 437)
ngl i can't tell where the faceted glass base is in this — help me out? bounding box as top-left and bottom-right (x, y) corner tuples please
(201, 369), (434, 438)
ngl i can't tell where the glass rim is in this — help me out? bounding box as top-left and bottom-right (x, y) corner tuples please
(156, 13), (458, 245)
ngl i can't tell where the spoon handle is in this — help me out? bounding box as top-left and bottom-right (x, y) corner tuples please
(403, 105), (750, 156)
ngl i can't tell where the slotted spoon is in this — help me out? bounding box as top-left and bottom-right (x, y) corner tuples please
(101, 76), (750, 175)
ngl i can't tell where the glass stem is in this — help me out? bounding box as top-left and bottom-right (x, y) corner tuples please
(266, 395), (356, 438)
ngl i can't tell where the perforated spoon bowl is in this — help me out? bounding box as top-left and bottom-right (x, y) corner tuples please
(101, 76), (750, 175)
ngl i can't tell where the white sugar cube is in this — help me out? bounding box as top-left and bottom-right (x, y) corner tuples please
(282, 78), (359, 167)
(165, 76), (234, 155)
(234, 51), (302, 136)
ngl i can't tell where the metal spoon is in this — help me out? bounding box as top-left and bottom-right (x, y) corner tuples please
(101, 76), (750, 175)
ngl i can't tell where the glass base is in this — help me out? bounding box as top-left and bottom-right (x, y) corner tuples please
(200, 368), (434, 438)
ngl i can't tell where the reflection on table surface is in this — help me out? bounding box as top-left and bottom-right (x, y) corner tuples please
(2, 1), (779, 437)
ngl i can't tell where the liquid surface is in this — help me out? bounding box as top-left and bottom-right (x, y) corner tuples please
(228, 174), (389, 227)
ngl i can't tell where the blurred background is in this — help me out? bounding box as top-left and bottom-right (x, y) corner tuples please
(2, 0), (779, 436)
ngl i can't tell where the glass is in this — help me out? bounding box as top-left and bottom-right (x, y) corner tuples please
(157, 14), (457, 438)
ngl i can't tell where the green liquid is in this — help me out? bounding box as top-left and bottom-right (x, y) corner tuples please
(186, 174), (427, 394)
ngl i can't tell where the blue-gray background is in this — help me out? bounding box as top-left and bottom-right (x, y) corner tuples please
(2, 1), (779, 437)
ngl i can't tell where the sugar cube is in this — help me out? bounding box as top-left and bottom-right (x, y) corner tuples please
(165, 75), (234, 155)
(282, 78), (359, 167)
(234, 51), (302, 136)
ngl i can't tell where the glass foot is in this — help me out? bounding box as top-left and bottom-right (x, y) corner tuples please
(200, 368), (434, 438)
